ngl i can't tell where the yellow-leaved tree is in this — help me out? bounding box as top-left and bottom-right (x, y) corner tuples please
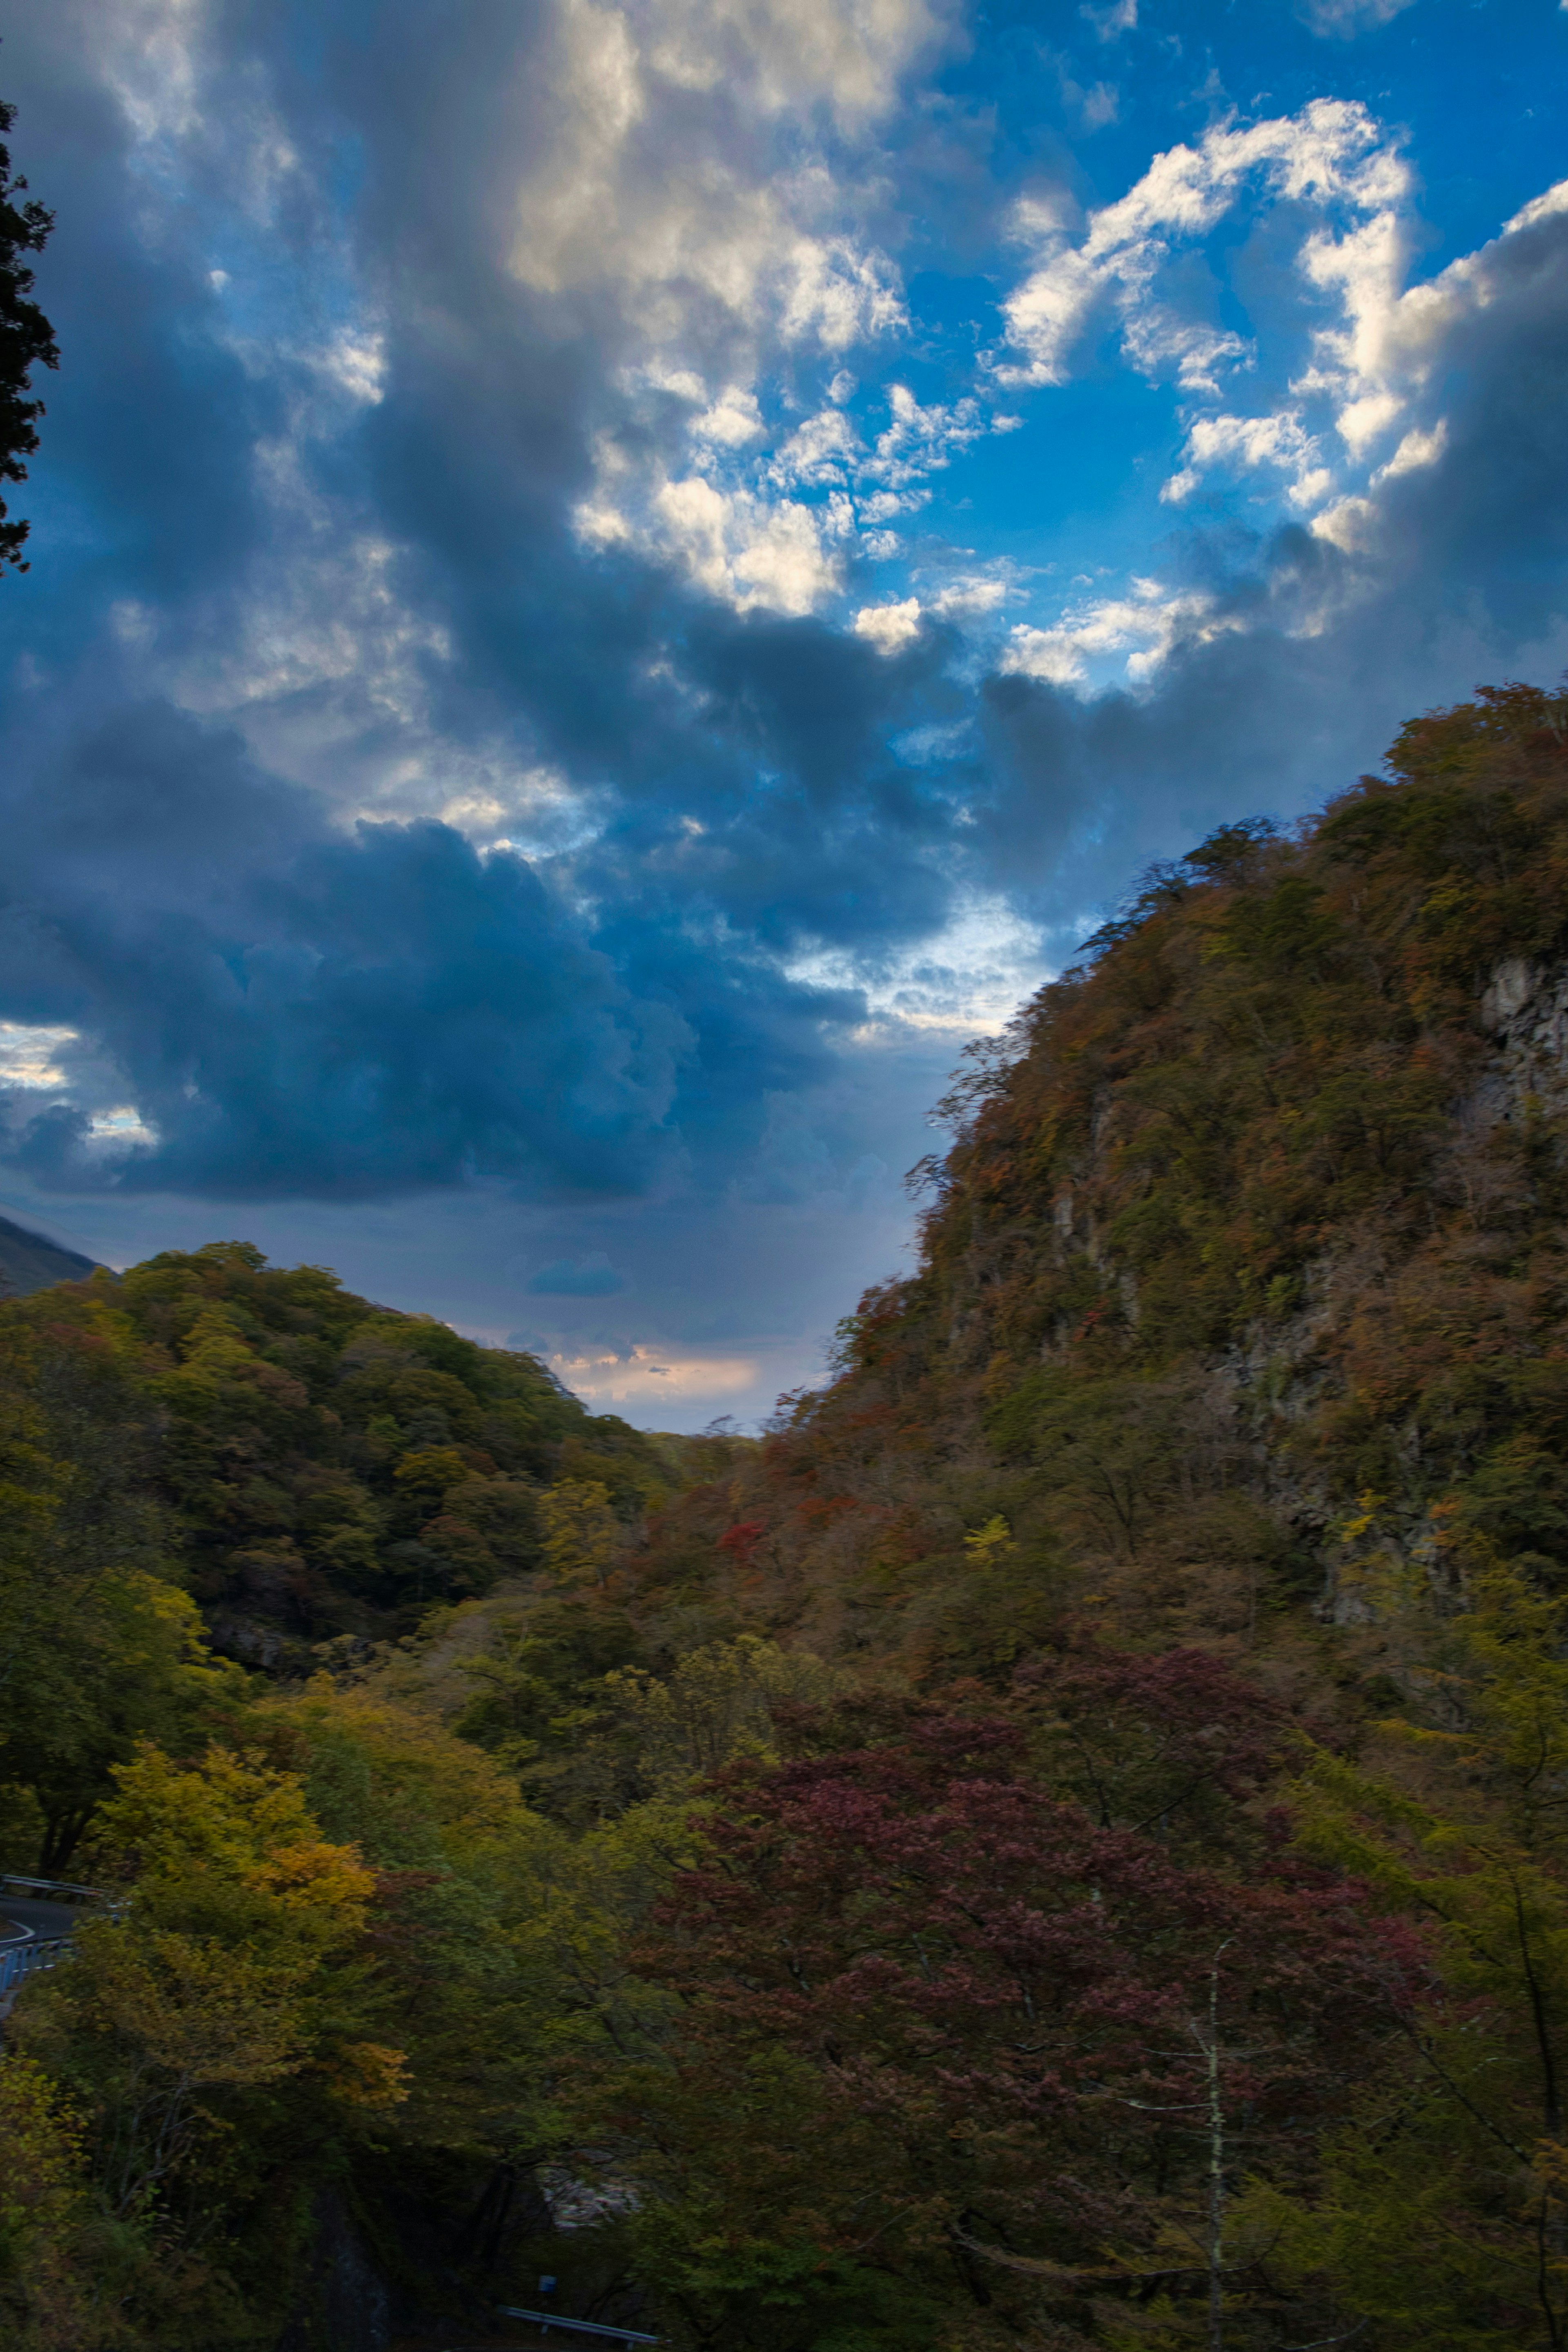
(539, 1478), (621, 1587)
(11, 1741), (401, 2344)
(0, 2054), (94, 2352)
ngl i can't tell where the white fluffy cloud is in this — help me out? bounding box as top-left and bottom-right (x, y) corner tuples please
(1162, 411), (1328, 509)
(513, 0), (960, 613)
(579, 371), (1018, 615)
(1301, 175), (1568, 555)
(1002, 97), (1568, 556)
(993, 98), (1568, 687)
(1002, 579), (1246, 688)
(657, 476), (855, 614)
(1000, 98), (1410, 393)
(503, 0), (939, 316)
(853, 597), (922, 652)
(492, 0), (1054, 618)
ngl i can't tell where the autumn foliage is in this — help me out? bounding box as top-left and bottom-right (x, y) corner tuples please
(621, 1699), (1423, 2347)
(9, 689), (1568, 2345)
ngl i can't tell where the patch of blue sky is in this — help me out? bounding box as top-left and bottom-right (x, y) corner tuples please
(840, 2), (1568, 663)
(1038, 0), (1568, 261)
(909, 374), (1183, 579)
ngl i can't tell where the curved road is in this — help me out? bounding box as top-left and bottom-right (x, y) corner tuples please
(1, 1896), (82, 1943)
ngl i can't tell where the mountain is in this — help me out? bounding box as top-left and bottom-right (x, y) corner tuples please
(631, 679), (1568, 1679)
(0, 1238), (705, 1680)
(0, 1210), (102, 1297)
(5, 684), (1568, 2352)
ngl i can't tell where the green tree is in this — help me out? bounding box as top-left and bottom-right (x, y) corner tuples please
(1254, 1642), (1568, 2350)
(541, 1478), (621, 1587)
(0, 1306), (241, 1871)
(0, 82), (56, 572)
(595, 1634), (840, 1795)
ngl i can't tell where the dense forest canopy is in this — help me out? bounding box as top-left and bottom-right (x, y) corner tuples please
(7, 685), (1568, 2349)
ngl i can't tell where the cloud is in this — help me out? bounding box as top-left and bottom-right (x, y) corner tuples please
(1082, 0), (1137, 34)
(929, 575), (1012, 619)
(1000, 98), (1410, 391)
(1001, 579), (1247, 689)
(941, 156), (1568, 937)
(0, 608), (964, 1203)
(0, 700), (878, 1203)
(527, 1252), (629, 1295)
(0, 701), (686, 1195)
(862, 383), (989, 491)
(0, 1025), (80, 1090)
(501, 0), (940, 323)
(575, 375), (1010, 619)
(692, 385), (767, 447)
(787, 891), (1047, 1036)
(853, 598), (923, 653)
(1294, 176), (1568, 478)
(1297, 0), (1417, 36)
(995, 105), (1568, 701)
(455, 0), (954, 620)
(10, 34), (1568, 1225)
(649, 475), (853, 616)
(1162, 412), (1327, 508)
(546, 1341), (758, 1406)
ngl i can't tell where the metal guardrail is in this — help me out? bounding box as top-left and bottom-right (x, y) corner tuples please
(0, 1935), (72, 1997)
(495, 2307), (659, 2345)
(0, 1873), (107, 1904)
(0, 1873), (112, 2000)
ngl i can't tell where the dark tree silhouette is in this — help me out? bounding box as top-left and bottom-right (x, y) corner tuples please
(0, 87), (56, 573)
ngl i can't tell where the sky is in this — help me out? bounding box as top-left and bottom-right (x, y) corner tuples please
(1, 0), (1567, 1428)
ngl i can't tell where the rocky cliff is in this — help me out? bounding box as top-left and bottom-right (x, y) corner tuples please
(632, 684), (1568, 1683)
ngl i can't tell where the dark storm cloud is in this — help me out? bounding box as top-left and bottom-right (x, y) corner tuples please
(0, 1), (962, 1210)
(1373, 207), (1568, 624)
(528, 1254), (628, 1296)
(971, 602), (1361, 932)
(3, 12), (311, 633)
(568, 621), (965, 964)
(0, 702), (868, 1201)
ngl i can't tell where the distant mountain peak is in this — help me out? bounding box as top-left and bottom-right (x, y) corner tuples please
(0, 1213), (104, 1299)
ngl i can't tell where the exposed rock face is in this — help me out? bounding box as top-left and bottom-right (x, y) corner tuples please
(205, 1613), (294, 1672)
(1480, 954), (1568, 1118)
(1270, 961), (1568, 1625)
(1004, 957), (1568, 1633)
(539, 2164), (641, 2231)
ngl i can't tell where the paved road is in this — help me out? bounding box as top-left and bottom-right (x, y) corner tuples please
(0, 1896), (84, 1943)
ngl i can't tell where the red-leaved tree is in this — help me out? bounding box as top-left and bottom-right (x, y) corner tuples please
(613, 1699), (1425, 2349)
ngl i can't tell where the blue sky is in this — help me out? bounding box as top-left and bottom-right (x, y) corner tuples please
(2, 0), (1567, 1425)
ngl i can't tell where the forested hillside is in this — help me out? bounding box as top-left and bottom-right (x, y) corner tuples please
(638, 682), (1568, 1670)
(6, 685), (1568, 2352)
